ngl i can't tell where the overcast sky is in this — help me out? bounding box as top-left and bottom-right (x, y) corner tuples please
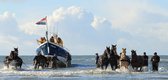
(0, 0), (168, 55)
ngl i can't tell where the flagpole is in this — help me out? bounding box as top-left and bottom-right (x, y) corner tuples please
(57, 22), (59, 36)
(46, 16), (49, 55)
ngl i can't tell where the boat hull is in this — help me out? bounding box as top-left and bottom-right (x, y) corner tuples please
(36, 42), (71, 67)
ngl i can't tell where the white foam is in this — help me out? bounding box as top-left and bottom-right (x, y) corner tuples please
(116, 66), (130, 73)
(142, 66), (148, 72)
(0, 64), (168, 78)
(159, 67), (168, 72)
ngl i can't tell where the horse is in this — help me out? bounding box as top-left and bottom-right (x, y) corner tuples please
(13, 48), (23, 69)
(4, 48), (23, 69)
(3, 56), (12, 68)
(119, 48), (130, 69)
(109, 45), (120, 70)
(130, 50), (144, 71)
(33, 54), (47, 69)
(51, 55), (59, 69)
(97, 47), (110, 70)
(97, 46), (119, 70)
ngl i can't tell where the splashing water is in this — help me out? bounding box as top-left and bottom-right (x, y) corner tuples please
(0, 55), (167, 80)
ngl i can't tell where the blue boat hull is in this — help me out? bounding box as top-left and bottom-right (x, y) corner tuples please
(36, 42), (71, 67)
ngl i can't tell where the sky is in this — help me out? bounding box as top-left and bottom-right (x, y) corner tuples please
(0, 0), (168, 55)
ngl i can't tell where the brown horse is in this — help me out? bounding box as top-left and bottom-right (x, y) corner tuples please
(131, 50), (144, 71)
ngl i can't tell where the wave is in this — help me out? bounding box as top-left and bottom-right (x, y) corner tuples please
(0, 64), (168, 78)
(161, 59), (168, 62)
(71, 64), (94, 68)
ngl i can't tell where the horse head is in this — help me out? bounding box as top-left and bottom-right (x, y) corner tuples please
(9, 51), (15, 60)
(14, 47), (19, 57)
(111, 44), (117, 50)
(106, 46), (111, 55)
(131, 50), (137, 56)
(102, 46), (110, 59)
(14, 47), (18, 52)
(122, 48), (126, 54)
(131, 50), (138, 60)
(120, 48), (126, 59)
(111, 44), (117, 55)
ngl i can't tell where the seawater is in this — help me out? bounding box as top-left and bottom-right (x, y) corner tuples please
(0, 55), (167, 80)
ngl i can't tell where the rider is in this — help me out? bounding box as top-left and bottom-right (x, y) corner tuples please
(50, 36), (55, 43)
(37, 37), (46, 44)
(151, 52), (160, 71)
(57, 37), (63, 47)
(95, 53), (100, 68)
(143, 52), (148, 67)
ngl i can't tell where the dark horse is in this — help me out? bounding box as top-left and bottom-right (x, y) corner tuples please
(110, 45), (120, 70)
(131, 50), (144, 71)
(33, 53), (47, 69)
(4, 48), (23, 69)
(98, 47), (109, 70)
(98, 45), (119, 70)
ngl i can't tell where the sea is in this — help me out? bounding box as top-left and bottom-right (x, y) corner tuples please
(0, 55), (167, 80)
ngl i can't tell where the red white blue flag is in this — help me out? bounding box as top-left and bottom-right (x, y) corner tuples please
(36, 16), (47, 25)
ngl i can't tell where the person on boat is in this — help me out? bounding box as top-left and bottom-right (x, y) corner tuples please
(37, 37), (46, 44)
(53, 33), (58, 44)
(143, 52), (148, 67)
(57, 37), (63, 47)
(95, 53), (100, 68)
(151, 52), (160, 71)
(52, 54), (59, 69)
(50, 36), (55, 43)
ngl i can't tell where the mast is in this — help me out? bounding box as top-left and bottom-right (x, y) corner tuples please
(45, 16), (50, 55)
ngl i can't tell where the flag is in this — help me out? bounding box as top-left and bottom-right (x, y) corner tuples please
(36, 16), (47, 25)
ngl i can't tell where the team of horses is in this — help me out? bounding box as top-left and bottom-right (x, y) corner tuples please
(97, 45), (148, 71)
(3, 48), (71, 70)
(3, 46), (155, 72)
(33, 53), (61, 69)
(33, 53), (71, 69)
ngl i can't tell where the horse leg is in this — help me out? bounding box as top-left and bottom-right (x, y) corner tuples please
(34, 64), (37, 69)
(20, 63), (22, 69)
(105, 62), (109, 70)
(109, 62), (114, 70)
(42, 65), (44, 69)
(35, 64), (39, 69)
(101, 64), (104, 70)
(132, 66), (134, 70)
(136, 67), (138, 71)
(115, 61), (118, 69)
(15, 64), (17, 69)
(7, 64), (9, 68)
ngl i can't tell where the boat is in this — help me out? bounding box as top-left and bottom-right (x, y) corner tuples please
(35, 16), (71, 68)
